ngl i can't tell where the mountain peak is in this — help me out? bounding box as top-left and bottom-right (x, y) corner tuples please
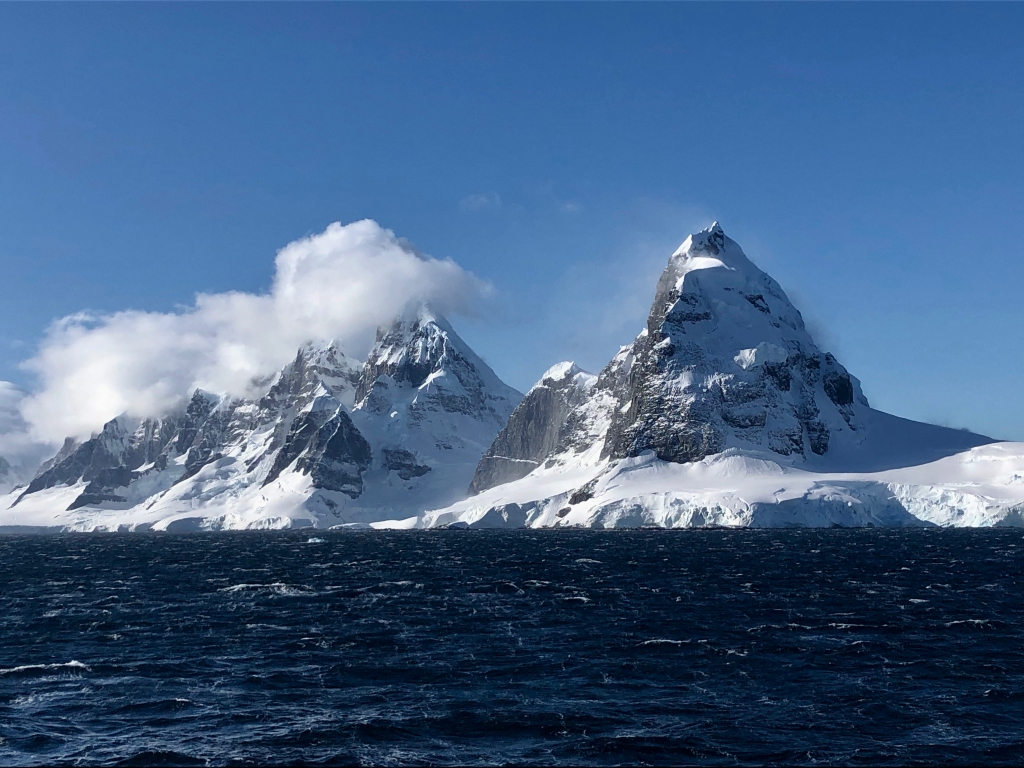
(356, 305), (520, 409)
(602, 227), (868, 463)
(470, 226), (875, 479)
(538, 361), (583, 384)
(673, 221), (726, 258)
(444, 224), (1005, 530)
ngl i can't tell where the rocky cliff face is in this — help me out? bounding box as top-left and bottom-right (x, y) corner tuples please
(11, 309), (520, 527)
(17, 415), (181, 510)
(346, 307), (523, 516)
(469, 362), (596, 494)
(355, 309), (518, 426)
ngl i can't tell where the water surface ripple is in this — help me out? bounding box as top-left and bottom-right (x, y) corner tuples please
(0, 529), (1022, 765)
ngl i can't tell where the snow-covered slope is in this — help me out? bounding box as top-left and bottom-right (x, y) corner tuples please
(422, 224), (1023, 530)
(0, 307), (521, 531)
(424, 441), (1024, 529)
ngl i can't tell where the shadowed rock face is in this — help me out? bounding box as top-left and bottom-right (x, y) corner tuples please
(15, 345), (369, 511)
(264, 406), (371, 497)
(469, 364), (594, 495)
(382, 448), (431, 481)
(17, 415), (184, 508)
(176, 347), (371, 495)
(357, 322), (437, 398)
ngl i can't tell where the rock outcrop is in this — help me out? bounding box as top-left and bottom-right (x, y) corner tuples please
(470, 362), (596, 494)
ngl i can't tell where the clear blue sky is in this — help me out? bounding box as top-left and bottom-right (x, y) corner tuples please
(1, 3), (1022, 440)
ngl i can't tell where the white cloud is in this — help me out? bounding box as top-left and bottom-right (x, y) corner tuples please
(16, 219), (489, 446)
(0, 382), (52, 475)
(0, 382), (26, 442)
(459, 192), (502, 212)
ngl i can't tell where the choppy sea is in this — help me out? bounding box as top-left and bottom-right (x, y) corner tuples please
(0, 529), (1022, 766)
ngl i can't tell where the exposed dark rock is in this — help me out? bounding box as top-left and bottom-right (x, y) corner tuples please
(569, 478), (598, 505)
(15, 309), (517, 517)
(264, 406), (371, 497)
(68, 466), (135, 510)
(35, 437), (80, 477)
(469, 364), (593, 494)
(722, 408), (768, 429)
(181, 407), (234, 481)
(382, 448), (431, 481)
(17, 415), (179, 509)
(824, 370), (854, 407)
(763, 362), (792, 392)
(174, 391), (216, 455)
(743, 293), (771, 314)
(468, 223), (874, 486)
(355, 311), (521, 432)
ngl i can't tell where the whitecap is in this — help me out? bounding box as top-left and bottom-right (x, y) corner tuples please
(639, 639), (690, 646)
(0, 660), (90, 676)
(219, 583), (311, 596)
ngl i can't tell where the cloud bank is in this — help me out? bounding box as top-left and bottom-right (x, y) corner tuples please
(0, 383), (29, 455)
(14, 219), (488, 448)
(0, 382), (52, 478)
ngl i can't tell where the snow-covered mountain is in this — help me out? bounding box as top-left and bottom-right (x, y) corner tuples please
(426, 224), (1024, 529)
(0, 307), (521, 531)
(3, 223), (1022, 532)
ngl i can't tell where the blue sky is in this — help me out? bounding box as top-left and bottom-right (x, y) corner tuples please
(0, 3), (1022, 441)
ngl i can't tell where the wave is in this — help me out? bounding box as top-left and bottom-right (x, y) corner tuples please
(218, 583), (312, 596)
(638, 639), (690, 646)
(0, 660), (90, 676)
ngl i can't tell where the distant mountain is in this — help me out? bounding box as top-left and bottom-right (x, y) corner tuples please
(4, 224), (1023, 532)
(431, 224), (1024, 529)
(2, 307), (521, 531)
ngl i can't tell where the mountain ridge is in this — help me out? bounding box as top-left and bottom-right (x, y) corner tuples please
(2, 223), (1022, 531)
(1, 307), (521, 530)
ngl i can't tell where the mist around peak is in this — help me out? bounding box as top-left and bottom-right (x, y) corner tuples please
(2, 220), (489, 460)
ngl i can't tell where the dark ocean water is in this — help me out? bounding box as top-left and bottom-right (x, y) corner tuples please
(0, 529), (1022, 766)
